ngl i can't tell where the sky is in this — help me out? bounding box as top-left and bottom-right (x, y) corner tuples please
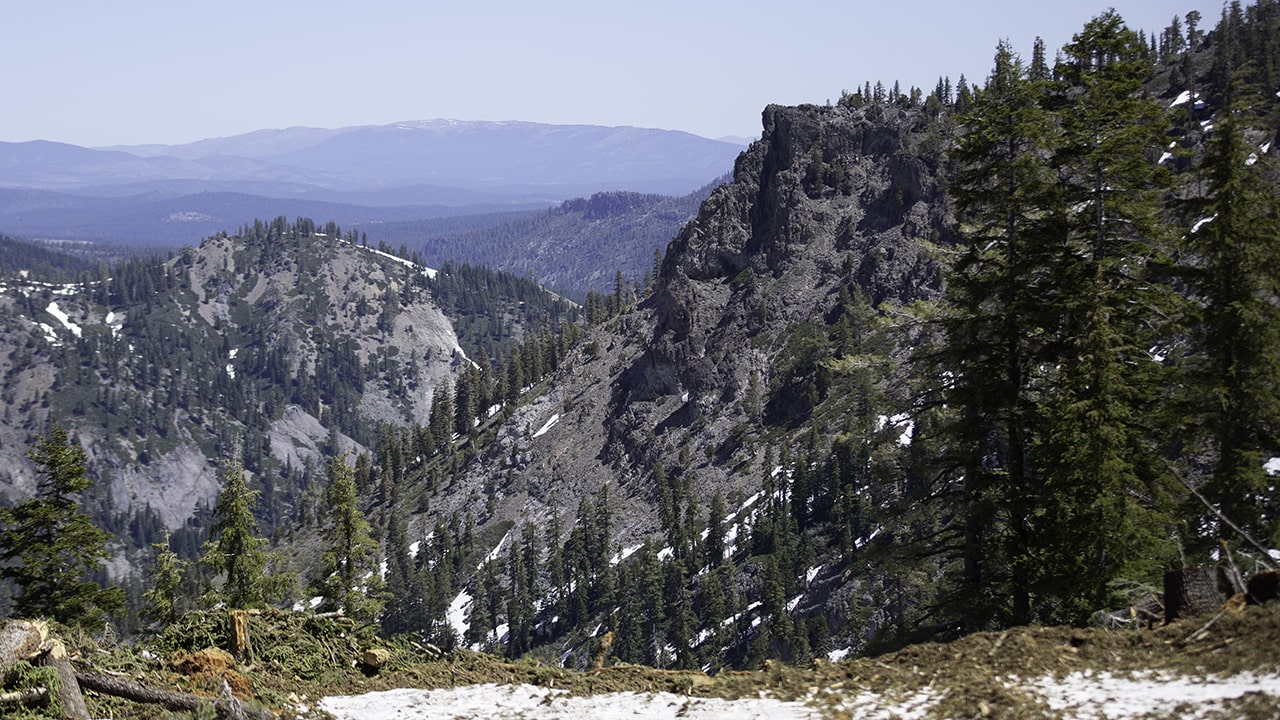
(4, 1), (1214, 148)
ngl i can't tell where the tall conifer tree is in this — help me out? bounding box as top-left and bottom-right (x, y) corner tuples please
(1182, 81), (1280, 550)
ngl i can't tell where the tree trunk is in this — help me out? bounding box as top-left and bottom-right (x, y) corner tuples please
(37, 640), (89, 720)
(1165, 565), (1223, 622)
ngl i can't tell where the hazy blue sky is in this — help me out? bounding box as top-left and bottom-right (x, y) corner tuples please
(4, 1), (1212, 147)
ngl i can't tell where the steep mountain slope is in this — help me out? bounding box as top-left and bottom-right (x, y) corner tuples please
(403, 100), (955, 665)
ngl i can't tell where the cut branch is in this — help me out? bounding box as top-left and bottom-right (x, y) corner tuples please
(0, 686), (49, 707)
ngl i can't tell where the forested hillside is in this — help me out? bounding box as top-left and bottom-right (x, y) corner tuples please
(0, 219), (584, 627)
(0, 1), (1278, 692)
(411, 181), (723, 300)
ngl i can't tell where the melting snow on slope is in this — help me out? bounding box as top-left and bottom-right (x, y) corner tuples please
(1191, 215), (1218, 233)
(46, 302), (82, 338)
(447, 591), (472, 639)
(531, 414), (561, 439)
(877, 414), (914, 446)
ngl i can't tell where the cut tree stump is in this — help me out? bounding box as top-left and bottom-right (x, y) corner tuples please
(1165, 565), (1224, 622)
(230, 610), (253, 661)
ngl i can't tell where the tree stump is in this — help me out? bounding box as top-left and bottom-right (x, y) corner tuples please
(1165, 565), (1224, 622)
(229, 611), (253, 661)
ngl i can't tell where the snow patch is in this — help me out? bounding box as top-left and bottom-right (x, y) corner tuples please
(447, 591), (472, 640)
(37, 323), (61, 346)
(1191, 215), (1218, 233)
(321, 684), (817, 720)
(1265, 457), (1280, 476)
(827, 647), (851, 662)
(877, 414), (913, 446)
(46, 302), (82, 338)
(1170, 90), (1194, 107)
(1034, 670), (1280, 719)
(1158, 151), (1174, 164)
(531, 414), (561, 439)
(611, 543), (644, 566)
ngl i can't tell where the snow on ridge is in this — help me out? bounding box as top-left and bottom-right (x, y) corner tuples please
(345, 239), (439, 279)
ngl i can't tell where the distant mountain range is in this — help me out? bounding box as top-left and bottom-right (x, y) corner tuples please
(0, 120), (748, 246)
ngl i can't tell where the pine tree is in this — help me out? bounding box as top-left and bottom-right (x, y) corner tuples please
(317, 453), (382, 620)
(945, 40), (1062, 627)
(1034, 11), (1178, 622)
(0, 425), (125, 628)
(142, 540), (188, 626)
(202, 458), (274, 608)
(1182, 82), (1280, 550)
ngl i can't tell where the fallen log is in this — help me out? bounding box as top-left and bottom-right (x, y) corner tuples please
(0, 619), (48, 676)
(77, 672), (276, 720)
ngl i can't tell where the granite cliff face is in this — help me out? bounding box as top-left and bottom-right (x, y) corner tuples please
(627, 103), (950, 406)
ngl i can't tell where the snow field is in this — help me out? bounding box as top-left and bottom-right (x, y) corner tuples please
(318, 671), (1280, 720)
(319, 684), (818, 720)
